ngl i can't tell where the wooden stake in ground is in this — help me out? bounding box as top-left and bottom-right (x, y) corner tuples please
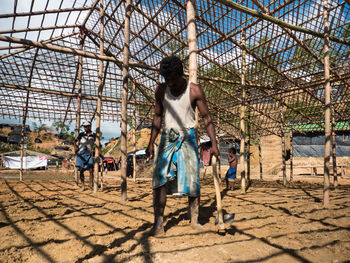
(323, 0), (331, 208)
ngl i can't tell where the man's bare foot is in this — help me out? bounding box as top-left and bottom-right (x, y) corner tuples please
(136, 226), (165, 238)
(81, 185), (85, 191)
(191, 223), (206, 231)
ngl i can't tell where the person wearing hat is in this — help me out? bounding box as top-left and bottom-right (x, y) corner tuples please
(74, 121), (96, 190)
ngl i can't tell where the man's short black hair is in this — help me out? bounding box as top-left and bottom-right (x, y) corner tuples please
(229, 147), (236, 155)
(159, 55), (184, 76)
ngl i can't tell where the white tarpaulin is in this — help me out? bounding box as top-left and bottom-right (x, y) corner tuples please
(3, 155), (48, 169)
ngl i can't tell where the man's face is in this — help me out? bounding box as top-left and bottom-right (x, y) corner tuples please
(84, 125), (91, 132)
(163, 73), (182, 89)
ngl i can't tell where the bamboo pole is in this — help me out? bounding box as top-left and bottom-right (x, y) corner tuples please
(258, 136), (263, 180)
(0, 24), (79, 34)
(332, 108), (338, 188)
(74, 30), (84, 186)
(0, 83), (152, 106)
(121, 0), (132, 202)
(215, 0), (350, 46)
(240, 29), (246, 194)
(0, 34), (151, 70)
(0, 6), (92, 19)
(247, 108), (251, 186)
(323, 0), (331, 208)
(279, 96), (287, 186)
(20, 48), (39, 180)
(133, 83), (137, 183)
(187, 0), (199, 135)
(93, 0), (104, 193)
(290, 133), (294, 183)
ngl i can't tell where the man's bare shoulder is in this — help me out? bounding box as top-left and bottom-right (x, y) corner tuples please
(189, 82), (204, 98)
(155, 83), (166, 100)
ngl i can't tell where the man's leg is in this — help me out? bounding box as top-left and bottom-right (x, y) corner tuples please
(80, 169), (85, 191)
(89, 167), (93, 189)
(188, 196), (205, 231)
(150, 185), (167, 236)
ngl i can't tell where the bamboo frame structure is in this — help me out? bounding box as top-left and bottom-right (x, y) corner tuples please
(0, 0), (348, 206)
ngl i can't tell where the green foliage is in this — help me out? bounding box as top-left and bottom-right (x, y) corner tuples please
(33, 121), (49, 137)
(0, 142), (20, 153)
(52, 121), (71, 139)
(41, 133), (54, 142)
(102, 145), (112, 155)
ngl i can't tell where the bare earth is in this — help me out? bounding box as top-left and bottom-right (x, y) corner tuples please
(0, 174), (349, 263)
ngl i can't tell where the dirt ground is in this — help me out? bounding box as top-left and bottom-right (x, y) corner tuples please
(0, 172), (349, 263)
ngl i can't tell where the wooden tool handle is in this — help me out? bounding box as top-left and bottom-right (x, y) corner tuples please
(212, 155), (225, 230)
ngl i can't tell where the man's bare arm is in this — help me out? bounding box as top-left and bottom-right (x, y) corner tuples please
(191, 83), (219, 157)
(146, 85), (165, 159)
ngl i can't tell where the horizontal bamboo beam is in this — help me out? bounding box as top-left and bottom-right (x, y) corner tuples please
(0, 24), (80, 34)
(0, 6), (92, 19)
(0, 83), (153, 106)
(215, 0), (350, 46)
(0, 34), (154, 70)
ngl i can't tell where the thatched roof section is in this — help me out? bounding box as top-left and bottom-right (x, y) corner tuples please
(1, 0), (350, 140)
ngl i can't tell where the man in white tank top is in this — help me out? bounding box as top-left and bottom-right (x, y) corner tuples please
(144, 56), (219, 236)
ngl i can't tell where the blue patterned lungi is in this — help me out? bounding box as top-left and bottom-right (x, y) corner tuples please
(226, 167), (237, 181)
(153, 128), (200, 197)
(76, 149), (94, 171)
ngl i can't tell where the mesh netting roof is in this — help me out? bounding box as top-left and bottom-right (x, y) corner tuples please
(0, 0), (349, 140)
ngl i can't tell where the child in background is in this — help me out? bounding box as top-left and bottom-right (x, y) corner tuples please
(225, 147), (237, 190)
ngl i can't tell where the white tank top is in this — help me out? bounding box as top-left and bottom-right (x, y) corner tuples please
(163, 82), (196, 131)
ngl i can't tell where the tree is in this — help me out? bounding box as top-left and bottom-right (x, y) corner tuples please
(52, 121), (71, 139)
(33, 122), (48, 138)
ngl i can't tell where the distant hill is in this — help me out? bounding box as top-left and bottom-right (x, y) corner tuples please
(103, 128), (155, 158)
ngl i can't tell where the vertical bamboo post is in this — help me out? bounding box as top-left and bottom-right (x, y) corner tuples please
(258, 136), (263, 180)
(217, 111), (221, 179)
(290, 133), (294, 183)
(247, 109), (251, 186)
(323, 0), (331, 207)
(20, 48), (39, 180)
(323, 0), (331, 208)
(332, 108), (338, 188)
(20, 98), (29, 181)
(121, 0), (132, 201)
(240, 29), (246, 194)
(187, 0), (197, 84)
(187, 0), (198, 136)
(93, 0), (104, 193)
(133, 83), (137, 183)
(281, 128), (286, 185)
(279, 103), (286, 186)
(74, 30), (84, 186)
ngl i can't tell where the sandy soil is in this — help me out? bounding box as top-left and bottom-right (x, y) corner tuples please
(0, 174), (349, 263)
